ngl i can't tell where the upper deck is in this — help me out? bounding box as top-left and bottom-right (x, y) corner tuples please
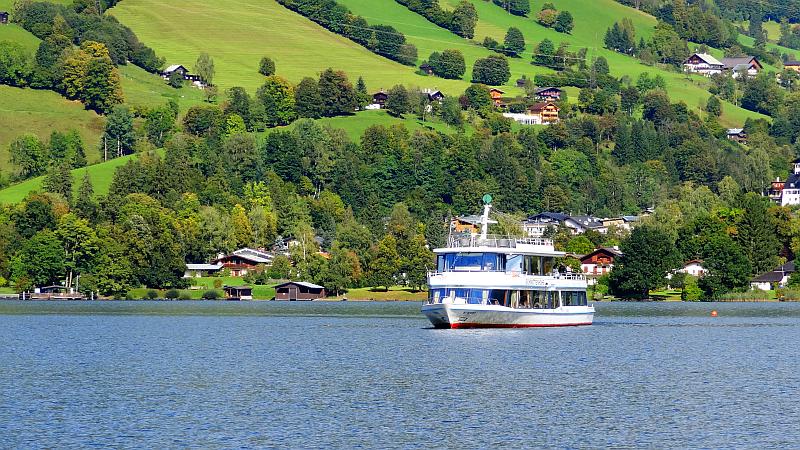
(435, 234), (565, 257)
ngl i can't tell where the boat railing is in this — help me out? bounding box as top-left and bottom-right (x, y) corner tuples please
(447, 235), (553, 249)
(428, 270), (586, 280)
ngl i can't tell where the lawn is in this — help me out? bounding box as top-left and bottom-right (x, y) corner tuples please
(129, 277), (278, 300)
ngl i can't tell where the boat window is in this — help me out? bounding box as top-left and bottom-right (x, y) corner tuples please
(489, 289), (507, 306)
(443, 253), (503, 271)
(530, 290), (547, 309)
(561, 291), (588, 306)
(437, 256), (445, 273)
(549, 291), (560, 309)
(506, 255), (522, 273)
(429, 288), (445, 304)
(543, 257), (555, 275)
(523, 256), (541, 275)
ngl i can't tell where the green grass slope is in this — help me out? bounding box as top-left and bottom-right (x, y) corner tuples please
(0, 151), (159, 205)
(110, 0), (467, 93)
(0, 85), (105, 174)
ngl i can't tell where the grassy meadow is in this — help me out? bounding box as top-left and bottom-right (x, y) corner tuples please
(0, 150), (163, 205)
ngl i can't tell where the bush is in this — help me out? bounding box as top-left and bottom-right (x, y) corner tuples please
(202, 290), (221, 300)
(213, 278), (223, 289)
(165, 289), (180, 299)
(178, 291), (192, 300)
(146, 289), (159, 300)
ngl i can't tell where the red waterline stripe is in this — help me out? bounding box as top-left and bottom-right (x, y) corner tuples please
(450, 322), (592, 329)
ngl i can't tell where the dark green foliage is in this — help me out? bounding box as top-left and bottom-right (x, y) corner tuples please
(503, 27), (525, 57)
(428, 49), (466, 79)
(610, 225), (680, 299)
(43, 163), (73, 203)
(294, 77), (323, 119)
(396, 0), (477, 39)
(276, 0), (417, 65)
(9, 135), (47, 180)
(532, 38), (556, 67)
(165, 288), (180, 299)
(492, 0), (530, 16)
(604, 19), (636, 55)
(0, 41), (31, 86)
(146, 289), (159, 299)
(472, 55), (510, 85)
(386, 85), (410, 116)
(737, 193), (781, 275)
(259, 56), (276, 76)
(463, 84), (492, 109)
(698, 234), (751, 299)
(102, 106), (136, 160)
(202, 289), (221, 300)
(14, 1), (163, 72)
(554, 11), (573, 33)
(168, 70), (183, 88)
(705, 95), (722, 118)
(182, 105), (224, 138)
(318, 68), (357, 117)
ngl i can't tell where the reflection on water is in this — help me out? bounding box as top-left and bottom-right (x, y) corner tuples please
(1, 301), (799, 448)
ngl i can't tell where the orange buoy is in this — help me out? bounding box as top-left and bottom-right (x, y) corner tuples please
(711, 310), (718, 317)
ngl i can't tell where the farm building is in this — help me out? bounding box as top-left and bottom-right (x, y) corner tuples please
(683, 53), (724, 76)
(528, 102), (560, 123)
(580, 248), (622, 276)
(489, 88), (505, 107)
(275, 281), (325, 301)
(161, 64), (206, 87)
(0, 12), (8, 24)
(785, 61), (800, 73)
(726, 128), (747, 144)
(720, 56), (762, 78)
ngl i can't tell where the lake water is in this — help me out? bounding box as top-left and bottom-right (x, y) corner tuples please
(1, 301), (799, 448)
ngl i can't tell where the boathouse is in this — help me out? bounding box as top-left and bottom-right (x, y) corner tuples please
(223, 285), (253, 300)
(275, 281), (325, 301)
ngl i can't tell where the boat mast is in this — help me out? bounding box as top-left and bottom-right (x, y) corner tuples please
(480, 194), (492, 239)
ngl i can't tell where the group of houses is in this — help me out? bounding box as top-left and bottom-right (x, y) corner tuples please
(368, 85), (562, 125)
(519, 212), (641, 238)
(161, 64), (207, 88)
(765, 159), (800, 207)
(683, 53), (763, 78)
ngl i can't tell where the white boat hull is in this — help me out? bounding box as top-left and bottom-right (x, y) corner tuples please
(421, 303), (594, 329)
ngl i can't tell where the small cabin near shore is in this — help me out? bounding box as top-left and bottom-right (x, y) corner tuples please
(275, 281), (325, 301)
(223, 285), (253, 301)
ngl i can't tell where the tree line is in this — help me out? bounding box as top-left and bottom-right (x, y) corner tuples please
(275, 0), (417, 66)
(395, 0), (477, 39)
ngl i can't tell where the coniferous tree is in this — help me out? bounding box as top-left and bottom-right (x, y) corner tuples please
(503, 27), (525, 57)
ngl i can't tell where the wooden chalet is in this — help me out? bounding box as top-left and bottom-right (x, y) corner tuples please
(275, 281), (325, 301)
(419, 63), (434, 75)
(223, 285), (253, 301)
(372, 90), (388, 108)
(534, 87), (562, 101)
(683, 53), (724, 76)
(528, 101), (560, 123)
(450, 215), (498, 234)
(213, 248), (273, 277)
(720, 56), (762, 78)
(0, 11), (9, 24)
(580, 248), (622, 276)
(489, 88), (505, 107)
(769, 177), (784, 203)
(726, 128), (747, 144)
(162, 64), (206, 87)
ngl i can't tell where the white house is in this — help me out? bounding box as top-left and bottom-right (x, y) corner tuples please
(683, 53), (724, 76)
(184, 263), (223, 278)
(522, 213), (605, 237)
(678, 260), (705, 277)
(751, 261), (795, 291)
(780, 159), (800, 207)
(503, 112), (543, 125)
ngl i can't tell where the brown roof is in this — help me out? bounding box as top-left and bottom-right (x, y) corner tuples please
(529, 102), (559, 112)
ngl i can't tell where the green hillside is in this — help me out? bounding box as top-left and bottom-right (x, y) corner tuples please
(109, 0), (466, 92)
(0, 151), (158, 205)
(0, 86), (105, 174)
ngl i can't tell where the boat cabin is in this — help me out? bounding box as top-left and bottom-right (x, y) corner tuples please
(428, 288), (587, 308)
(436, 252), (557, 275)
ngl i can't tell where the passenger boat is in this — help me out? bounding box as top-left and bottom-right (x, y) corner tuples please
(422, 199), (594, 329)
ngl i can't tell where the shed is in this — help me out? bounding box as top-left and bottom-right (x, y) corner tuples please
(419, 63), (434, 75)
(223, 285), (253, 301)
(275, 281), (325, 301)
(0, 11), (9, 24)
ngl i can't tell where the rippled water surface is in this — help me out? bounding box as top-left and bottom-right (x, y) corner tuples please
(1, 301), (799, 448)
